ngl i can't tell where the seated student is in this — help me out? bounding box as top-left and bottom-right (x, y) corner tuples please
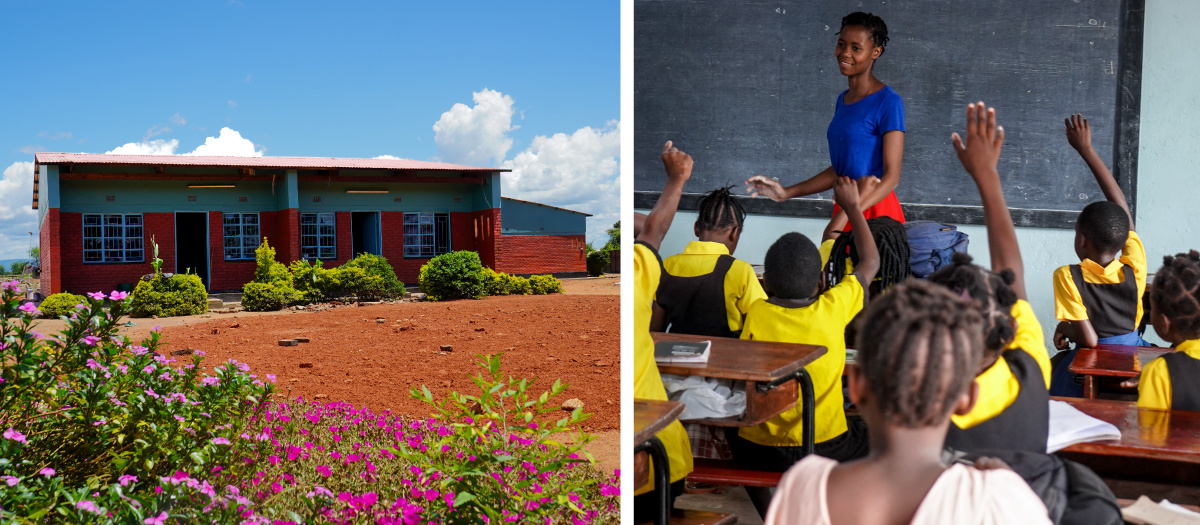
(1050, 114), (1149, 397)
(727, 176), (879, 468)
(651, 186), (766, 338)
(929, 102), (1050, 453)
(632, 141), (694, 521)
(822, 215), (912, 294)
(765, 280), (1052, 525)
(1138, 251), (1200, 411)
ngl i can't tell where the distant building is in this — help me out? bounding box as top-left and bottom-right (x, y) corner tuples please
(33, 153), (589, 294)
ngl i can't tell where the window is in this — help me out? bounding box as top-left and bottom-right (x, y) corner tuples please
(300, 212), (336, 259)
(403, 212), (450, 257)
(83, 214), (143, 263)
(223, 213), (260, 260)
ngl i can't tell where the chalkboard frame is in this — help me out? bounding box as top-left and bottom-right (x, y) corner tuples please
(634, 0), (1145, 230)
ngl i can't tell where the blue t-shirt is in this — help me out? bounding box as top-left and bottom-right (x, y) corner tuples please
(826, 86), (905, 180)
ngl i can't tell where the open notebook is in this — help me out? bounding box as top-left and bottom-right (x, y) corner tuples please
(1047, 400), (1122, 453)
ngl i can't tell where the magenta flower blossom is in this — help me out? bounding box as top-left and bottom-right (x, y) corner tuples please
(119, 475), (138, 486)
(3, 476), (18, 486)
(87, 292), (107, 300)
(151, 325), (162, 333)
(110, 290), (129, 300)
(316, 465), (332, 477)
(266, 374), (276, 383)
(143, 511), (167, 525)
(18, 302), (38, 316)
(39, 468), (55, 476)
(75, 500), (100, 514)
(81, 336), (101, 346)
(212, 437), (230, 445)
(201, 376), (220, 386)
(3, 428), (27, 444)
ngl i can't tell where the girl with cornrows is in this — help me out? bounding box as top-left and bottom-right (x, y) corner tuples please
(1138, 251), (1200, 411)
(746, 11), (905, 238)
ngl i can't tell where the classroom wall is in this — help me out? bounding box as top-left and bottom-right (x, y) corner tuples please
(637, 0), (1198, 352)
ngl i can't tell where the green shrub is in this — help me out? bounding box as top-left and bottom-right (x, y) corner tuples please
(505, 274), (532, 295)
(38, 292), (87, 319)
(337, 253), (404, 300)
(586, 249), (610, 277)
(241, 281), (298, 311)
(419, 250), (485, 301)
(289, 259), (338, 304)
(529, 274), (565, 295)
(481, 267), (508, 296)
(128, 274), (208, 318)
(253, 238), (293, 286)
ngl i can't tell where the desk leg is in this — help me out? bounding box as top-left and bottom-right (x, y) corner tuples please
(1083, 375), (1096, 399)
(799, 369), (815, 457)
(635, 437), (671, 525)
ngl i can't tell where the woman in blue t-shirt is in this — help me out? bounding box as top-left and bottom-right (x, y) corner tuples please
(746, 12), (905, 237)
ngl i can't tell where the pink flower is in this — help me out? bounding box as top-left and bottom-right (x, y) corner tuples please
(212, 437), (230, 445)
(151, 325), (162, 333)
(87, 292), (107, 300)
(143, 511), (167, 525)
(119, 475), (138, 486)
(39, 468), (55, 476)
(81, 336), (101, 346)
(266, 374), (276, 383)
(75, 500), (100, 514)
(3, 476), (18, 486)
(18, 302), (38, 316)
(201, 376), (220, 386)
(110, 290), (129, 300)
(316, 465), (332, 477)
(3, 428), (27, 444)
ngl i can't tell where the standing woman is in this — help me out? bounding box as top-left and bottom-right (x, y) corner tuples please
(746, 12), (905, 237)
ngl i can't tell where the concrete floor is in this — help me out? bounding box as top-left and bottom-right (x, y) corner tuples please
(676, 486), (765, 525)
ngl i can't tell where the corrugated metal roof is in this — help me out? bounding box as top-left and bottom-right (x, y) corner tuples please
(502, 197), (593, 216)
(34, 152), (509, 172)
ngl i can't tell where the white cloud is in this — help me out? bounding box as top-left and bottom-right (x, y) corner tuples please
(145, 125), (171, 138)
(169, 113), (187, 126)
(188, 128), (264, 156)
(106, 139), (179, 155)
(18, 145), (44, 155)
(0, 162), (38, 259)
(374, 155), (401, 160)
(228, 100), (237, 108)
(433, 88), (516, 167)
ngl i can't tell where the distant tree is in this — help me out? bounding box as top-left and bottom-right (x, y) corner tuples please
(29, 247), (39, 259)
(604, 220), (620, 251)
(9, 262), (26, 275)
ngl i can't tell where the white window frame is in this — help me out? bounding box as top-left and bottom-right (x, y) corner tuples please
(222, 212), (260, 261)
(82, 213), (144, 264)
(403, 212), (450, 258)
(300, 212), (337, 260)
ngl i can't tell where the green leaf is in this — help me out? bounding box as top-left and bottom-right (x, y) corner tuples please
(422, 385), (433, 402)
(452, 491), (477, 507)
(190, 452), (205, 465)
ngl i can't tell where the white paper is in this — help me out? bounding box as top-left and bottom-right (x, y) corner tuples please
(1046, 400), (1122, 453)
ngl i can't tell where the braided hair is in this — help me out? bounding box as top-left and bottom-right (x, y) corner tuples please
(695, 186), (746, 233)
(839, 12), (890, 56)
(856, 279), (983, 427)
(1151, 250), (1200, 340)
(825, 216), (911, 291)
(927, 253), (1018, 356)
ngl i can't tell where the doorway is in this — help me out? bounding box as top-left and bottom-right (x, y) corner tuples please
(351, 211), (381, 256)
(175, 212), (209, 287)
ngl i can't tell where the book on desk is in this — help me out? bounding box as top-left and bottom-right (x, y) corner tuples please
(1048, 399), (1122, 453)
(655, 339), (711, 364)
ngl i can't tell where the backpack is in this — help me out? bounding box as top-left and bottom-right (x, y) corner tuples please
(905, 220), (969, 278)
(957, 449), (1123, 525)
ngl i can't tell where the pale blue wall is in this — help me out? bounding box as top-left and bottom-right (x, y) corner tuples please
(296, 181), (480, 213)
(500, 198), (588, 236)
(638, 0), (1199, 352)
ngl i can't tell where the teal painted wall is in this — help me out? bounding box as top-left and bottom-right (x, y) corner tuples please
(275, 170), (299, 210)
(59, 179), (278, 213)
(39, 165), (59, 227)
(297, 180), (487, 213)
(500, 198), (586, 236)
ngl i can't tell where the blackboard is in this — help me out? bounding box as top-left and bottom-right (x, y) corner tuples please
(633, 0), (1144, 228)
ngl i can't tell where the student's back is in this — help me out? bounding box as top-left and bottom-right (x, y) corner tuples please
(653, 186), (765, 338)
(1139, 251), (1200, 411)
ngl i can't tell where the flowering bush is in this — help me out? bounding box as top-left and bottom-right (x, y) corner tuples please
(0, 282), (619, 523)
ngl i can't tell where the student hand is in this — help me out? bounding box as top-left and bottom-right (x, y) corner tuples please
(661, 141), (694, 184)
(1053, 326), (1071, 350)
(1064, 114), (1093, 153)
(973, 456), (1012, 471)
(745, 175), (789, 201)
(1120, 377), (1139, 389)
(950, 102), (1005, 182)
(832, 176), (861, 211)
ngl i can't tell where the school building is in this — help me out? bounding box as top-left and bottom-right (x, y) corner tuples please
(32, 153), (590, 294)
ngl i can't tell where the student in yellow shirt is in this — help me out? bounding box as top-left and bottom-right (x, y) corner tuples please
(1138, 250), (1200, 411)
(651, 186), (766, 338)
(929, 102), (1050, 453)
(632, 141), (694, 521)
(728, 176), (879, 469)
(1050, 114), (1150, 397)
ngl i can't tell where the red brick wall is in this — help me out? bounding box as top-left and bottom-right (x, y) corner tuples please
(275, 209), (300, 264)
(207, 210), (281, 292)
(39, 209), (61, 295)
(495, 234), (587, 275)
(56, 212), (173, 294)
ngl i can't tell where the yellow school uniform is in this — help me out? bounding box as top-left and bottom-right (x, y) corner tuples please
(1053, 231), (1146, 327)
(659, 241), (767, 333)
(737, 275), (863, 446)
(633, 242), (693, 495)
(951, 299), (1051, 429)
(1138, 339), (1200, 411)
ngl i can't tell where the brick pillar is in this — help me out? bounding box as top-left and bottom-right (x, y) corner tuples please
(39, 209), (61, 295)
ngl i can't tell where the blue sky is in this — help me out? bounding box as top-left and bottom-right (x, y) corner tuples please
(0, 1), (619, 259)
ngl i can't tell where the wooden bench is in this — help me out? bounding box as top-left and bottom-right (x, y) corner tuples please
(1055, 397), (1200, 485)
(635, 509), (737, 525)
(688, 458), (784, 488)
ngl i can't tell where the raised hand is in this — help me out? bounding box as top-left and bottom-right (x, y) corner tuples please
(1064, 114), (1092, 153)
(950, 101), (1005, 183)
(662, 141), (694, 184)
(744, 175), (789, 202)
(832, 176), (861, 211)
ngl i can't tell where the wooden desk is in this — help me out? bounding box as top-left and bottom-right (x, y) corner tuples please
(633, 399), (685, 525)
(1069, 344), (1170, 398)
(1055, 396), (1200, 484)
(652, 331), (827, 455)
